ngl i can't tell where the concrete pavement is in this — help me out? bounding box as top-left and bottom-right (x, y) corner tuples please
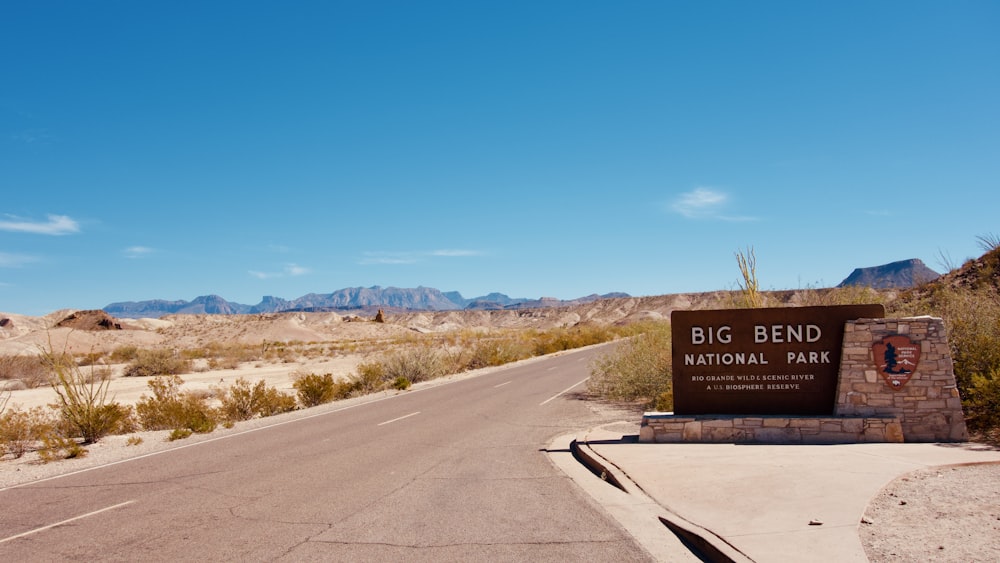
(562, 422), (1000, 562)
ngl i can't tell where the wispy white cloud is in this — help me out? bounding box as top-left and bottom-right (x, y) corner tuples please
(0, 252), (38, 268)
(432, 249), (484, 257)
(360, 252), (420, 265)
(0, 214), (80, 235)
(123, 246), (154, 259)
(285, 264), (310, 276)
(671, 188), (757, 222)
(249, 263), (311, 279)
(362, 249), (484, 265)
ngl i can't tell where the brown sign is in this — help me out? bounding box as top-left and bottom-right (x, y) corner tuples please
(672, 304), (885, 415)
(872, 335), (920, 390)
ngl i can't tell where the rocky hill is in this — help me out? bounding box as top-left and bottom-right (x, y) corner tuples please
(838, 259), (940, 289)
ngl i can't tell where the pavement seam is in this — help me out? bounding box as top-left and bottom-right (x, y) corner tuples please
(578, 427), (755, 563)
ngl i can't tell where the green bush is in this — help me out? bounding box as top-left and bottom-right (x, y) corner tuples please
(292, 372), (338, 407)
(135, 375), (218, 433)
(218, 378), (296, 422)
(123, 349), (192, 378)
(392, 376), (411, 390)
(588, 322), (673, 407)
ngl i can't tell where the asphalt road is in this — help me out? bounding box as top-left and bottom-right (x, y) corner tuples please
(0, 345), (653, 561)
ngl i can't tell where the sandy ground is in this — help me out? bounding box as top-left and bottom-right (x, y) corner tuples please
(860, 462), (1000, 562)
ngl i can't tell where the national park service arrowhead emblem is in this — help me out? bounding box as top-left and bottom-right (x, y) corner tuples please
(872, 335), (920, 390)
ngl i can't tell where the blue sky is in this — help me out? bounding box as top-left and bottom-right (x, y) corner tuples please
(2, 1), (998, 316)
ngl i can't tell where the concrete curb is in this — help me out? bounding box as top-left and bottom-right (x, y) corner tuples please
(573, 430), (753, 563)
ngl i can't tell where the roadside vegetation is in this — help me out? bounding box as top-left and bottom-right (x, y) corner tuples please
(0, 324), (626, 463)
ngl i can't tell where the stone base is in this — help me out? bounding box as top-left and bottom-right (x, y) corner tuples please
(640, 413), (904, 444)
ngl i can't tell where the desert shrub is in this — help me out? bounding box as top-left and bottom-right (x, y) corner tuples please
(38, 434), (87, 462)
(207, 357), (242, 370)
(354, 360), (389, 393)
(532, 325), (616, 356)
(292, 372), (337, 407)
(135, 375), (218, 433)
(795, 285), (890, 307)
(588, 322), (673, 407)
(123, 349), (192, 378)
(464, 338), (530, 370)
(392, 376), (411, 390)
(187, 341), (260, 368)
(75, 351), (106, 367)
(217, 378), (296, 422)
(168, 428), (193, 441)
(0, 406), (55, 459)
(382, 346), (447, 384)
(126, 435), (143, 446)
(0, 354), (52, 389)
(964, 367), (1000, 441)
(109, 345), (140, 363)
(45, 350), (126, 444)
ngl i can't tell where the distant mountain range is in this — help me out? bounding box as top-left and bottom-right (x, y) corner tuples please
(837, 258), (940, 289)
(102, 258), (938, 318)
(103, 287), (631, 319)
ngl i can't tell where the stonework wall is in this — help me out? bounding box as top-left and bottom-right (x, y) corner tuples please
(639, 414), (902, 444)
(640, 316), (968, 444)
(835, 316), (968, 442)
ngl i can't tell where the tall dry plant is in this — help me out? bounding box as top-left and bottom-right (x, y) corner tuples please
(735, 246), (765, 308)
(42, 339), (126, 444)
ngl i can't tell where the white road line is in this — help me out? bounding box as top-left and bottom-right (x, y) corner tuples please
(493, 381), (512, 388)
(0, 500), (135, 544)
(377, 411), (421, 426)
(539, 377), (589, 406)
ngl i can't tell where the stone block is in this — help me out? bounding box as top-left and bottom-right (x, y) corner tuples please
(639, 425), (655, 443)
(762, 418), (789, 428)
(701, 419), (734, 428)
(885, 422), (904, 442)
(790, 418), (821, 429)
(705, 426), (735, 442)
(682, 421), (702, 441)
(754, 427), (801, 444)
(842, 418), (864, 433)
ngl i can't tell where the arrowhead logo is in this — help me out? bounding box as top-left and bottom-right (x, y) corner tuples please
(872, 335), (921, 390)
